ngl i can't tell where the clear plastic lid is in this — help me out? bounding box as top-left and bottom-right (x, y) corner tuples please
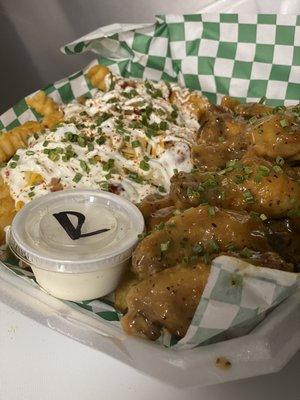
(7, 189), (144, 273)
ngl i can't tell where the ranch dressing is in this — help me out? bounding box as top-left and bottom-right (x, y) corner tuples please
(7, 189), (144, 301)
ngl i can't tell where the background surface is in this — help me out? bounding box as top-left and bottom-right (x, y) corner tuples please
(0, 0), (215, 113)
(0, 0), (295, 113)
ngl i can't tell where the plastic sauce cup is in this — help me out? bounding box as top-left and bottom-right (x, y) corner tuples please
(7, 189), (144, 301)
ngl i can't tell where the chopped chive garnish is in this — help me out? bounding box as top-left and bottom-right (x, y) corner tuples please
(187, 187), (200, 198)
(208, 206), (216, 217)
(240, 247), (252, 258)
(87, 143), (94, 152)
(96, 136), (106, 145)
(260, 214), (267, 221)
(139, 160), (150, 171)
(159, 121), (168, 130)
(132, 140), (141, 148)
(80, 160), (90, 173)
(226, 243), (236, 252)
(73, 173), (82, 183)
(128, 172), (144, 184)
(203, 178), (218, 189)
(193, 243), (203, 254)
(173, 168), (178, 174)
(158, 185), (166, 193)
(275, 156), (285, 166)
(273, 165), (283, 173)
(235, 175), (245, 184)
(48, 152), (59, 162)
(160, 240), (171, 252)
(9, 162), (17, 169)
(257, 165), (270, 176)
(181, 255), (189, 264)
(249, 116), (257, 125)
(107, 97), (117, 103)
(89, 157), (97, 165)
(43, 140), (50, 147)
(209, 239), (220, 253)
(103, 159), (114, 171)
(243, 166), (252, 175)
(28, 191), (35, 198)
(203, 253), (211, 264)
(77, 136), (86, 147)
(243, 190), (255, 203)
(26, 151), (35, 156)
(280, 119), (288, 128)
(138, 232), (149, 241)
(154, 222), (165, 231)
(96, 113), (111, 125)
(11, 154), (20, 161)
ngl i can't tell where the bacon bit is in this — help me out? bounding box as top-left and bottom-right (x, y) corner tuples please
(134, 108), (141, 115)
(50, 177), (63, 192)
(109, 183), (124, 195)
(4, 170), (10, 177)
(120, 81), (136, 89)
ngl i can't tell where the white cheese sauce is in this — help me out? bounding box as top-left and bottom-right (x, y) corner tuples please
(2, 75), (204, 205)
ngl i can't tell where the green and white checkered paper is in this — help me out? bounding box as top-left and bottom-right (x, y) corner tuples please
(1, 14), (300, 131)
(2, 252), (298, 349)
(0, 14), (300, 349)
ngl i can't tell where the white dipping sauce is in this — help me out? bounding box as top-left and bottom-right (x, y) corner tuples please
(7, 189), (144, 301)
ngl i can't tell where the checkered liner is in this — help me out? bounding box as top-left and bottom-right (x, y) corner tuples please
(1, 14), (300, 131)
(1, 14), (300, 349)
(2, 253), (299, 349)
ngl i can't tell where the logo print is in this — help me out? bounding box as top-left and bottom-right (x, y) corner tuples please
(53, 211), (109, 240)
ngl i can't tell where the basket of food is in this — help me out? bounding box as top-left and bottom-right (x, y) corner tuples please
(0, 12), (299, 386)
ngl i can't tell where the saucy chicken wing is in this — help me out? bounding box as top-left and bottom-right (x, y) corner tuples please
(192, 109), (248, 170)
(121, 262), (210, 340)
(132, 204), (270, 279)
(249, 108), (300, 162)
(170, 152), (300, 218)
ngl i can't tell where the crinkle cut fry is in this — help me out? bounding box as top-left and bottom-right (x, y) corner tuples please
(0, 177), (16, 244)
(86, 65), (111, 91)
(0, 121), (41, 163)
(26, 91), (63, 129)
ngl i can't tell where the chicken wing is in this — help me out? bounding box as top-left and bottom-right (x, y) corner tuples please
(248, 108), (300, 161)
(132, 204), (270, 279)
(170, 152), (300, 218)
(192, 110), (248, 170)
(121, 262), (210, 340)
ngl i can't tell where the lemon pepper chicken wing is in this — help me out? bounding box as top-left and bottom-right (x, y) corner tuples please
(132, 204), (270, 279)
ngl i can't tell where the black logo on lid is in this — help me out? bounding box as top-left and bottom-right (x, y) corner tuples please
(53, 211), (110, 240)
